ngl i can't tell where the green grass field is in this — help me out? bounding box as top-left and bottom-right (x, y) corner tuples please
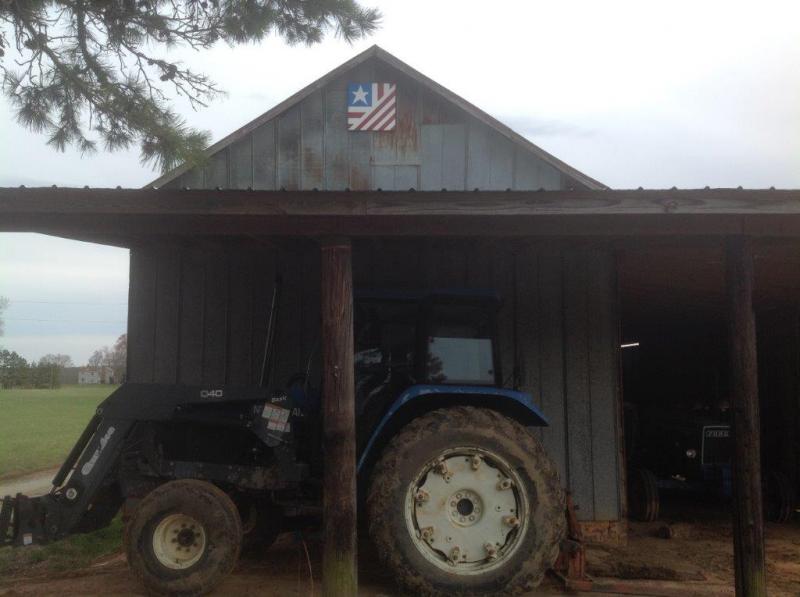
(0, 385), (117, 479)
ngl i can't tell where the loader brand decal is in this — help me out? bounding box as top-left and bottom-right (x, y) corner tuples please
(262, 403), (291, 433)
(81, 426), (116, 476)
(200, 389), (224, 399)
(704, 428), (730, 439)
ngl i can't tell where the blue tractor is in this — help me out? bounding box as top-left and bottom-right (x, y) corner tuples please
(1, 289), (565, 596)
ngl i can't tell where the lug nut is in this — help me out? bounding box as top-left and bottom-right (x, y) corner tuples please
(415, 489), (430, 504)
(470, 455), (481, 470)
(420, 526), (434, 542)
(497, 478), (512, 490)
(449, 546), (461, 563)
(484, 542), (497, 559)
(503, 515), (520, 527)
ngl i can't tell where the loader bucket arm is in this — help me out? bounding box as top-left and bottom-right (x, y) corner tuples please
(1, 413), (134, 547)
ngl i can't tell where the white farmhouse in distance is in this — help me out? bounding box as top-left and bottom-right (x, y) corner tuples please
(78, 367), (115, 385)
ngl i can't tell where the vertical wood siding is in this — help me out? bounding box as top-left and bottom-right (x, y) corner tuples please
(127, 238), (621, 521)
(164, 57), (575, 191)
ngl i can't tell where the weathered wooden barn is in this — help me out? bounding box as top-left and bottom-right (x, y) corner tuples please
(2, 45), (799, 595)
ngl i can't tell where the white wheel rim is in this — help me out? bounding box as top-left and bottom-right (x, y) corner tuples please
(405, 447), (529, 575)
(152, 513), (207, 570)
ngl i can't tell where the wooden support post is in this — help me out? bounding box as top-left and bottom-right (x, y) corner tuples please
(726, 236), (766, 597)
(320, 237), (357, 597)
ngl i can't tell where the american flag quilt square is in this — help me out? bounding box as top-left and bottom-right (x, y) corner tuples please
(347, 83), (397, 131)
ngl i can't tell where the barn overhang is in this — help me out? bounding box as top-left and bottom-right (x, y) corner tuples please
(3, 187), (800, 244)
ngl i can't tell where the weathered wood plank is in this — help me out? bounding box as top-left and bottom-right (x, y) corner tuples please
(278, 105), (302, 190)
(587, 249), (621, 520)
(420, 124), (444, 191)
(203, 149), (229, 189)
(324, 87), (349, 191)
(320, 238), (358, 597)
(488, 133), (514, 190)
(301, 91), (325, 190)
(726, 236), (767, 597)
(538, 249), (568, 484)
(252, 121), (276, 190)
(227, 250), (254, 385)
(153, 249), (180, 383)
(563, 249), (595, 520)
(177, 250), (204, 383)
(127, 248), (157, 382)
(201, 251), (228, 384)
(229, 136), (253, 189)
(466, 124), (490, 190)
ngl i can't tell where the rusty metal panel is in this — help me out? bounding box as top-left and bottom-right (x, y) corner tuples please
(278, 105), (301, 190)
(252, 121), (276, 190)
(301, 91), (325, 189)
(229, 135), (253, 189)
(203, 149), (229, 189)
(349, 131), (372, 190)
(324, 87), (349, 190)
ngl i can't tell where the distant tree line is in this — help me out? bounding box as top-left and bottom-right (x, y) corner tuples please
(0, 350), (73, 389)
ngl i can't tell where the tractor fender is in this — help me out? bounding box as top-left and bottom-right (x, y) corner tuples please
(357, 384), (548, 473)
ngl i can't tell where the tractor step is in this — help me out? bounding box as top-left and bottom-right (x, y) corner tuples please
(0, 495), (14, 545)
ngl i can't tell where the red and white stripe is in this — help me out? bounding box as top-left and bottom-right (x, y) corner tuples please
(348, 83), (396, 131)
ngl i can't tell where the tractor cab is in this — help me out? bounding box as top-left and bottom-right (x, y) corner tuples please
(353, 291), (500, 447)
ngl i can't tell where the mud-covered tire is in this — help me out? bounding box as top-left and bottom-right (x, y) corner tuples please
(367, 407), (565, 596)
(764, 470), (795, 524)
(125, 479), (242, 596)
(628, 468), (659, 522)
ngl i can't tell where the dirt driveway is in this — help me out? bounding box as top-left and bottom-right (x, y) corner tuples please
(0, 519), (797, 596)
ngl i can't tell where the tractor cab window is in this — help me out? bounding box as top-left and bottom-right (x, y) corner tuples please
(425, 302), (496, 386)
(354, 300), (417, 375)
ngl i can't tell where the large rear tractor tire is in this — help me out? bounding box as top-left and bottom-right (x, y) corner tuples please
(367, 407), (565, 596)
(125, 479), (242, 596)
(628, 468), (660, 522)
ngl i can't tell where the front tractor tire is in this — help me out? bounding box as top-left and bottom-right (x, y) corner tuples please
(125, 479), (242, 596)
(367, 407), (565, 596)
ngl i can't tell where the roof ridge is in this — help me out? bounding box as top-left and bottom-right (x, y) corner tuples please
(148, 46), (606, 190)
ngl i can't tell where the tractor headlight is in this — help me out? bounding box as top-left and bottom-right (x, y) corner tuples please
(685, 449), (698, 459)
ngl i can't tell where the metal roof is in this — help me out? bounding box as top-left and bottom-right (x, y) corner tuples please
(147, 45), (608, 191)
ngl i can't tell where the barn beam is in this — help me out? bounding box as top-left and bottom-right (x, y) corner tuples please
(726, 236), (766, 597)
(319, 237), (358, 597)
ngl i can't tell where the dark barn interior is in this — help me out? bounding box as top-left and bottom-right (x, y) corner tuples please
(618, 243), (800, 522)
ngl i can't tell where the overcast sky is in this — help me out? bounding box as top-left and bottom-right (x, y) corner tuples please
(1, 0), (799, 364)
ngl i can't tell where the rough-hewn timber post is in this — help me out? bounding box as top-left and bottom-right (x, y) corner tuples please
(726, 236), (766, 597)
(320, 237), (357, 597)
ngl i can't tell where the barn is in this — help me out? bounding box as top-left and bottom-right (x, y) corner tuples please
(2, 45), (799, 594)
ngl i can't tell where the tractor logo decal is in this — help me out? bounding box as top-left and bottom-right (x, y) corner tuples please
(81, 426), (116, 476)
